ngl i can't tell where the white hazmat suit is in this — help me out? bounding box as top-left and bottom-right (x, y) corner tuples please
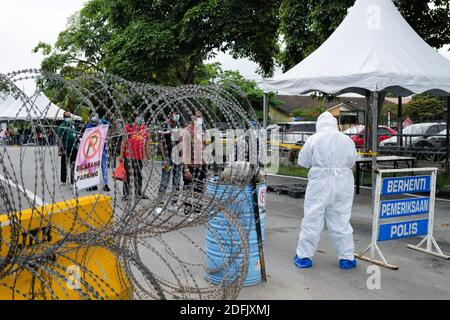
(297, 111), (357, 260)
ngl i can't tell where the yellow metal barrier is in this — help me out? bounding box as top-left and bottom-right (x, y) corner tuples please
(0, 195), (132, 300)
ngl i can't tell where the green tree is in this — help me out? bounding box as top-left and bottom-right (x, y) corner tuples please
(217, 70), (283, 121)
(193, 62), (223, 85)
(292, 105), (326, 121)
(0, 82), (10, 95)
(280, 0), (450, 71)
(33, 0), (111, 76)
(35, 0), (280, 85)
(379, 103), (397, 125)
(403, 94), (447, 122)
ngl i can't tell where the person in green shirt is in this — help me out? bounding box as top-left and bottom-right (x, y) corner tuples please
(56, 111), (79, 185)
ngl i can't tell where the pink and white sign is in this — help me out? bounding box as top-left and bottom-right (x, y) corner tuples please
(74, 124), (109, 190)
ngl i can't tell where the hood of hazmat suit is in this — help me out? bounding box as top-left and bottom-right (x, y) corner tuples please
(296, 111), (357, 261)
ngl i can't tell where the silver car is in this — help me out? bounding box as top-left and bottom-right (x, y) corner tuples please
(380, 122), (447, 147)
(276, 121), (317, 146)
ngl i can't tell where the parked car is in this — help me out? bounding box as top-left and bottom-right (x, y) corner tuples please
(342, 125), (365, 136)
(380, 123), (447, 147)
(349, 126), (397, 148)
(277, 121), (316, 146)
(267, 124), (279, 137)
(414, 129), (448, 148)
(409, 129), (449, 161)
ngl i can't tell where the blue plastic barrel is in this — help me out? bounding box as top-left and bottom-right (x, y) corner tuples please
(205, 179), (266, 287)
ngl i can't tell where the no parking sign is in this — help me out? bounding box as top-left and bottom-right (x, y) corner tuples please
(257, 185), (267, 209)
(74, 125), (109, 190)
(357, 168), (449, 270)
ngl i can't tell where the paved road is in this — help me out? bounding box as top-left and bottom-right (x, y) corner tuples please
(1, 146), (450, 299)
(238, 175), (450, 300)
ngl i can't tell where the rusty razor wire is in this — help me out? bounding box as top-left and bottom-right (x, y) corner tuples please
(0, 69), (269, 300)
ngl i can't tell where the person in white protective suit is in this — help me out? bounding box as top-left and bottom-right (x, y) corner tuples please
(294, 111), (358, 270)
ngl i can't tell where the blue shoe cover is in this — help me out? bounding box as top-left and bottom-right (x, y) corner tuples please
(339, 259), (357, 269)
(294, 255), (313, 269)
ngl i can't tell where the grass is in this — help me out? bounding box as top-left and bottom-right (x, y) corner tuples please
(270, 165), (375, 183)
(437, 174), (450, 191)
(267, 165), (309, 178)
(267, 164), (450, 192)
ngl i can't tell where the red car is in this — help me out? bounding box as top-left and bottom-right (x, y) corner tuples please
(350, 126), (397, 148)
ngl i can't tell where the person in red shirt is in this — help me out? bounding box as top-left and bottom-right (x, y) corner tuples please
(119, 115), (150, 200)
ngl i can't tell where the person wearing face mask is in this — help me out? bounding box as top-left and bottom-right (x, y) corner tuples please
(156, 111), (182, 213)
(56, 111), (79, 186)
(294, 111), (358, 270)
(119, 115), (150, 201)
(84, 114), (110, 192)
(182, 111), (207, 219)
(110, 119), (124, 169)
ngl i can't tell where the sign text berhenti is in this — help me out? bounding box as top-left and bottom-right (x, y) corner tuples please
(356, 168), (449, 269)
(379, 175), (431, 241)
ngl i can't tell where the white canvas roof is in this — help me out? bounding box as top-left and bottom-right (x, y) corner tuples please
(262, 0), (450, 97)
(0, 94), (82, 121)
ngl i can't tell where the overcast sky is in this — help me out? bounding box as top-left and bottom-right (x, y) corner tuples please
(0, 0), (274, 81)
(0, 0), (448, 83)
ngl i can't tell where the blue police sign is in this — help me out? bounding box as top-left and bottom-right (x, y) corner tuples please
(381, 176), (431, 195)
(380, 198), (430, 219)
(378, 219), (428, 241)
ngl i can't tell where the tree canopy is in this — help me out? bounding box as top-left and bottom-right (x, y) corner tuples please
(377, 94), (447, 125)
(35, 0), (280, 85)
(403, 94), (447, 122)
(36, 0), (449, 83)
(215, 69), (283, 121)
(33, 0), (449, 121)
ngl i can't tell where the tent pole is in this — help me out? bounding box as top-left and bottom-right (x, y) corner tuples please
(263, 92), (269, 129)
(364, 95), (370, 152)
(397, 96), (403, 147)
(371, 92), (379, 205)
(446, 97), (450, 174)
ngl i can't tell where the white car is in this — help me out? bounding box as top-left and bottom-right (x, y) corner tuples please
(423, 129), (449, 148)
(380, 123), (447, 147)
(276, 121), (317, 146)
(342, 125), (365, 135)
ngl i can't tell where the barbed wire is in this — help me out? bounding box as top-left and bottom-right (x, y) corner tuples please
(0, 69), (264, 300)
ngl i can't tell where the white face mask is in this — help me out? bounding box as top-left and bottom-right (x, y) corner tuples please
(136, 117), (144, 125)
(195, 118), (203, 126)
(172, 114), (180, 122)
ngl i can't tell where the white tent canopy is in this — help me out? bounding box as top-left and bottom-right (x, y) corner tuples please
(0, 93), (82, 121)
(262, 0), (450, 97)
(261, 0), (450, 222)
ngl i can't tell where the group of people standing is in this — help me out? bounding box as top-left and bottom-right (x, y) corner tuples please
(157, 110), (207, 216)
(55, 111), (145, 196)
(56, 108), (359, 269)
(55, 109), (207, 215)
(0, 126), (55, 146)
(56, 111), (114, 190)
(0, 127), (13, 145)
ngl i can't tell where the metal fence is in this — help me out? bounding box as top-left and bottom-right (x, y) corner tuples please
(378, 133), (449, 163)
(272, 131), (450, 168)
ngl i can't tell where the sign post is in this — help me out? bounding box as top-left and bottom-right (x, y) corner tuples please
(356, 167), (449, 270)
(253, 179), (267, 282)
